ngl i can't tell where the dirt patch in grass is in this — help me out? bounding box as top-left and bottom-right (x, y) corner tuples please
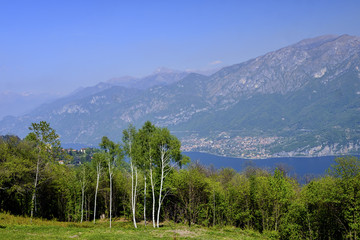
(151, 227), (203, 239)
(172, 229), (198, 237)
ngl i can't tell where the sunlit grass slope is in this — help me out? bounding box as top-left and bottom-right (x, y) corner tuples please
(0, 212), (273, 239)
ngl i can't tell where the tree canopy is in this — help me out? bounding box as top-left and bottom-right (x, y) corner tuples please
(0, 121), (360, 239)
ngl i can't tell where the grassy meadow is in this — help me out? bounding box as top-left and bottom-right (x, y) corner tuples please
(0, 213), (273, 240)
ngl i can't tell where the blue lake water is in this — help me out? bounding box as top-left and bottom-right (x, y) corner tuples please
(184, 152), (358, 181)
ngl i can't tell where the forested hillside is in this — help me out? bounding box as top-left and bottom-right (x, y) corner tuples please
(1, 35), (359, 158)
(1, 121), (360, 239)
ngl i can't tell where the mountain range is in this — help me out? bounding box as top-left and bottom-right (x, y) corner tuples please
(1, 34), (359, 158)
(0, 91), (59, 120)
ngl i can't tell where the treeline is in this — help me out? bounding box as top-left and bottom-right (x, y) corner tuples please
(1, 121), (360, 239)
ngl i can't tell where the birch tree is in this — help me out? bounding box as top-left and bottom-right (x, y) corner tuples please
(150, 127), (187, 228)
(122, 125), (138, 228)
(133, 121), (156, 227)
(99, 136), (122, 228)
(123, 122), (188, 228)
(78, 163), (89, 223)
(156, 143), (171, 227)
(92, 152), (105, 224)
(25, 121), (60, 222)
(149, 154), (156, 227)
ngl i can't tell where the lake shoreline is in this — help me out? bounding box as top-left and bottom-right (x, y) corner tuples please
(184, 151), (360, 181)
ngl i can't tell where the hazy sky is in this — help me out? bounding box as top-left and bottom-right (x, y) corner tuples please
(1, 0), (360, 95)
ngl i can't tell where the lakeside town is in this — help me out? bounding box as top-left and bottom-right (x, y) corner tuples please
(180, 132), (280, 158)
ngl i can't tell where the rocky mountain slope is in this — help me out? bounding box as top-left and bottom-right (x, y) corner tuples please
(1, 34), (359, 158)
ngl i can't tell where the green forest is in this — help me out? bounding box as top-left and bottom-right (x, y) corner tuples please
(1, 121), (360, 240)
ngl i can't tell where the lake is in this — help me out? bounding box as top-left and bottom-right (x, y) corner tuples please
(184, 152), (358, 182)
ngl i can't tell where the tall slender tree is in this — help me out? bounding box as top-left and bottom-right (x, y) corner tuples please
(92, 152), (105, 224)
(25, 121), (60, 222)
(99, 136), (122, 228)
(78, 163), (89, 223)
(122, 125), (138, 228)
(149, 127), (187, 228)
(133, 121), (157, 227)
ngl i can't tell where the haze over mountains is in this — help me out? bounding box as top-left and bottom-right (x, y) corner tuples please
(0, 91), (60, 120)
(0, 66), (222, 120)
(1, 34), (359, 158)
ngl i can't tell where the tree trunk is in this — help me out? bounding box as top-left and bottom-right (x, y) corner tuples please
(130, 160), (138, 228)
(156, 166), (164, 227)
(150, 165), (156, 228)
(109, 161), (113, 229)
(144, 175), (147, 226)
(30, 157), (40, 222)
(84, 194), (87, 222)
(81, 181), (85, 223)
(93, 163), (101, 224)
(87, 194), (90, 221)
(109, 173), (112, 228)
(80, 167), (86, 223)
(156, 148), (166, 228)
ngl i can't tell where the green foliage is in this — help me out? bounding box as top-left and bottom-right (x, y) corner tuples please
(26, 121), (61, 159)
(0, 135), (35, 215)
(329, 156), (360, 179)
(2, 123), (360, 239)
(329, 156), (360, 239)
(170, 164), (211, 227)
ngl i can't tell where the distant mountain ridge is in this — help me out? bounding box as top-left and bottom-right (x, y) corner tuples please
(0, 67), (198, 121)
(106, 68), (190, 90)
(1, 34), (359, 158)
(0, 91), (59, 120)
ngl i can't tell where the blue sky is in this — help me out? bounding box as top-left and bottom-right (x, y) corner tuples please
(1, 0), (360, 95)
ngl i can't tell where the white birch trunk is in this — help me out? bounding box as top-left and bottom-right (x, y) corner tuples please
(156, 160), (164, 228)
(109, 175), (112, 228)
(150, 164), (156, 228)
(93, 163), (101, 224)
(134, 167), (138, 223)
(130, 158), (138, 228)
(144, 175), (147, 226)
(30, 157), (40, 222)
(156, 145), (169, 228)
(80, 176), (85, 223)
(108, 158), (113, 228)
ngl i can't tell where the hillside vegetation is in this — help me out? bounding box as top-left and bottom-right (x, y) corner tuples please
(1, 121), (360, 239)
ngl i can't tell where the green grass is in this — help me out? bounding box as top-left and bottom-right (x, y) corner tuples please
(0, 212), (271, 239)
